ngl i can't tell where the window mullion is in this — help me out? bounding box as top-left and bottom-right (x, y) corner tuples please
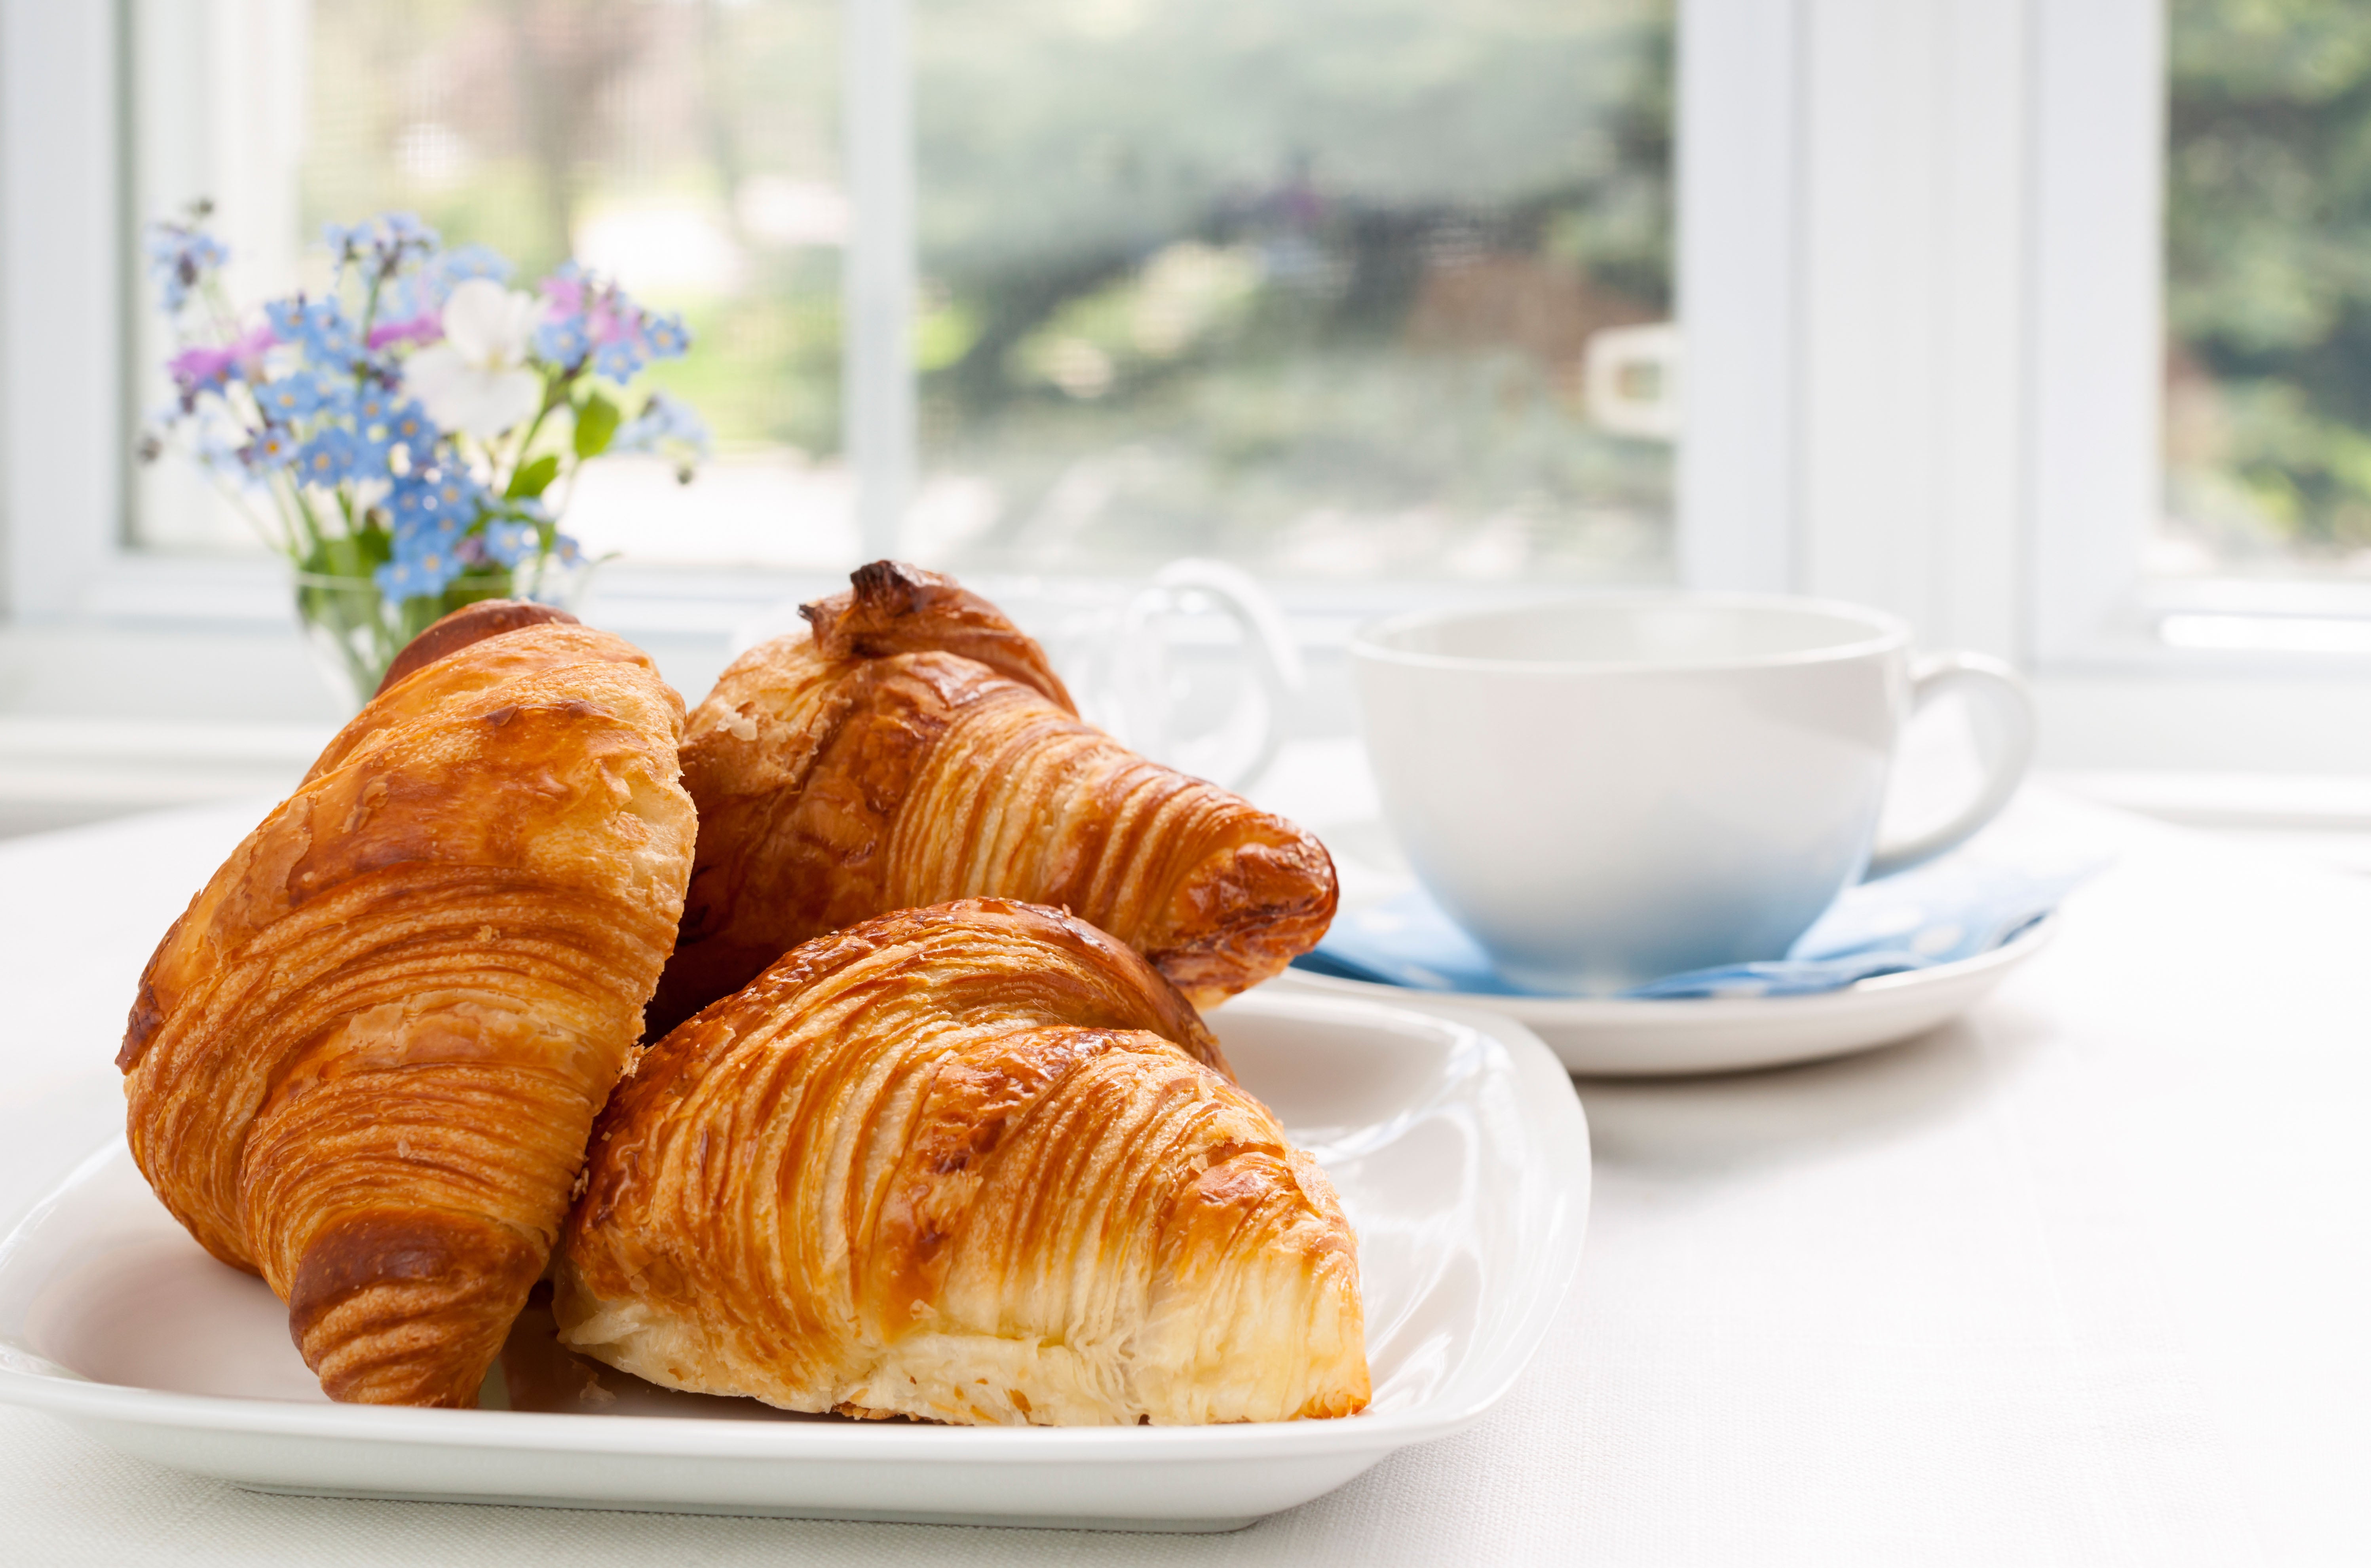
(0, 0), (123, 619)
(842, 0), (917, 563)
(2028, 0), (2164, 664)
(1675, 0), (1803, 597)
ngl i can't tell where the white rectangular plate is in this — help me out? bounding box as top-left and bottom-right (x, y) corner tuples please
(0, 991), (1588, 1531)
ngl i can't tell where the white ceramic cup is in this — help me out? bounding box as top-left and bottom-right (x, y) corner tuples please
(1352, 593), (2036, 994)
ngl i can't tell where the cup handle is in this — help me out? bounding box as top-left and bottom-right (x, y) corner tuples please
(1862, 651), (2037, 880)
(1148, 558), (1303, 791)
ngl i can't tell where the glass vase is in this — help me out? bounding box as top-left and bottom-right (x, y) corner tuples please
(292, 557), (595, 712)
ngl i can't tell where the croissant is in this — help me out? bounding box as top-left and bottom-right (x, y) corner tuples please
(648, 560), (1337, 1033)
(118, 602), (698, 1407)
(558, 897), (1369, 1426)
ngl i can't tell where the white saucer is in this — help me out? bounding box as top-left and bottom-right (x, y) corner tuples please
(1270, 919), (2054, 1078)
(0, 993), (1588, 1532)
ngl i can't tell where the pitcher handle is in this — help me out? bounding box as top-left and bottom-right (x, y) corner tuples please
(1148, 558), (1303, 792)
(1863, 652), (2037, 880)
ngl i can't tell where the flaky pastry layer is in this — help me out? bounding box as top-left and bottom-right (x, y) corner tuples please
(119, 615), (697, 1407)
(650, 561), (1337, 1031)
(560, 898), (1370, 1426)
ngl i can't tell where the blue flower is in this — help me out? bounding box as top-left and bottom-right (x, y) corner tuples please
(388, 466), (483, 530)
(421, 467), (484, 519)
(253, 373), (327, 422)
(379, 211), (437, 246)
(612, 391), (712, 458)
(643, 312), (691, 360)
(383, 496), (467, 584)
(533, 317), (591, 366)
(386, 481), (441, 527)
(242, 426), (300, 469)
(265, 296), (361, 367)
(146, 223), (229, 313)
(431, 244), (513, 295)
(382, 490), (474, 596)
(314, 380), (362, 425)
(329, 213), (441, 298)
(373, 273), (429, 326)
(383, 400), (439, 457)
(293, 427), (374, 488)
(196, 422), (258, 486)
(302, 306), (359, 365)
(363, 212), (439, 263)
(593, 337), (647, 382)
(374, 546), (464, 601)
(389, 490), (463, 536)
(352, 382), (402, 430)
(481, 517), (543, 566)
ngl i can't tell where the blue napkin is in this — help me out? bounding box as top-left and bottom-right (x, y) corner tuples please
(1294, 849), (2104, 1000)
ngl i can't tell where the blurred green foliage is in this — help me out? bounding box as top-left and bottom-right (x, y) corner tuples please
(2167, 0), (2371, 565)
(914, 0), (1676, 577)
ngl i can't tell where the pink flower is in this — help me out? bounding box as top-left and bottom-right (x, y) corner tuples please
(589, 297), (637, 344)
(168, 344), (237, 390)
(541, 273), (586, 317)
(169, 324), (277, 393)
(367, 311), (444, 351)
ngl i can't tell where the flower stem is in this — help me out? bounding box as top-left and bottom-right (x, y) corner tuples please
(507, 372), (570, 487)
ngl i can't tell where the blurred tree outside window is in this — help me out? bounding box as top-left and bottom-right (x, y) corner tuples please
(913, 0), (1675, 583)
(132, 0), (1674, 582)
(2163, 0), (2371, 581)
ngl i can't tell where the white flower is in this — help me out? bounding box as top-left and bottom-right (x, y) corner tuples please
(402, 278), (543, 439)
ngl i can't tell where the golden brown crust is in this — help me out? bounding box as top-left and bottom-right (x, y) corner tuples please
(286, 1212), (540, 1405)
(649, 562), (1336, 1031)
(308, 619), (653, 785)
(558, 898), (1367, 1426)
(800, 559), (1075, 710)
(120, 621), (697, 1407)
(373, 598), (580, 696)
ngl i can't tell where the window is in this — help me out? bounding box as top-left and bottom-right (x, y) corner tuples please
(910, 0), (1675, 583)
(13, 0), (2371, 769)
(2160, 0), (2371, 589)
(2026, 0), (2371, 682)
(123, 0), (1676, 587)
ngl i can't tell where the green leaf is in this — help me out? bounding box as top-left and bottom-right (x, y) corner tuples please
(507, 453), (560, 500)
(573, 391), (621, 459)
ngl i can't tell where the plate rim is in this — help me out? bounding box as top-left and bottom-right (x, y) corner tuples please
(0, 990), (1590, 1471)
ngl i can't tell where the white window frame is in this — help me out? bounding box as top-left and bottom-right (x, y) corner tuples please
(2030, 0), (2371, 664)
(0, 0), (123, 626)
(2023, 0), (2371, 772)
(1744, 0), (2371, 773)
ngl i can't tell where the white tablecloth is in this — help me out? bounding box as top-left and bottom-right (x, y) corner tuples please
(1, 781), (2363, 1564)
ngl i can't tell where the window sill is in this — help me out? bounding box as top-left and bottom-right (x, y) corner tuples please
(21, 551), (2371, 779)
(0, 714), (325, 838)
